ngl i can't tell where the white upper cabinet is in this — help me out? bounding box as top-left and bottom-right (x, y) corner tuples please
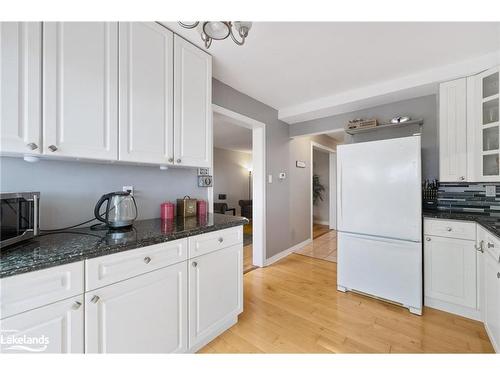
(439, 78), (468, 182)
(174, 35), (212, 168)
(118, 23), (174, 164)
(42, 22), (118, 160)
(469, 66), (500, 181)
(0, 22), (41, 155)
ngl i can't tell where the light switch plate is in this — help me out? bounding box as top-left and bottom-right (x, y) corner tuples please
(485, 185), (496, 197)
(268, 175), (273, 184)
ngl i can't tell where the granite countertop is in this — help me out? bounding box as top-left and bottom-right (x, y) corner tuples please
(0, 214), (248, 279)
(423, 209), (500, 238)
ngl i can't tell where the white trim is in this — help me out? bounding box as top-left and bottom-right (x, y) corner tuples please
(212, 104), (266, 268)
(424, 297), (481, 321)
(280, 51), (500, 124)
(310, 141), (337, 242)
(329, 152), (337, 230)
(264, 238), (312, 266)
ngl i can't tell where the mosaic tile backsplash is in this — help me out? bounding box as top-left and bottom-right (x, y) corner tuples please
(437, 182), (500, 216)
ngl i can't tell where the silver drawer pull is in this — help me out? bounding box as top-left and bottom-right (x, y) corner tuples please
(488, 242), (495, 249)
(192, 261), (198, 268)
(27, 142), (38, 150)
(90, 295), (100, 304)
(475, 241), (484, 253)
(459, 176), (465, 181)
(72, 301), (82, 310)
(445, 227), (452, 232)
(218, 237), (224, 243)
(144, 256), (151, 264)
(497, 272), (500, 279)
(48, 145), (58, 152)
(426, 237), (431, 241)
(176, 159), (181, 163)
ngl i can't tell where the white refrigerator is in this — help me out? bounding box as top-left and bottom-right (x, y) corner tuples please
(336, 135), (422, 315)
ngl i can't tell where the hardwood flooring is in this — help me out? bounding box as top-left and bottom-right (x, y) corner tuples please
(295, 229), (337, 263)
(243, 244), (256, 274)
(313, 223), (332, 239)
(199, 253), (494, 353)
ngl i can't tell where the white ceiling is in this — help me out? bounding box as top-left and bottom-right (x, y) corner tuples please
(162, 22), (500, 123)
(213, 112), (252, 153)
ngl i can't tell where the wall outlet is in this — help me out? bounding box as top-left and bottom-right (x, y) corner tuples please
(123, 186), (134, 195)
(485, 185), (496, 197)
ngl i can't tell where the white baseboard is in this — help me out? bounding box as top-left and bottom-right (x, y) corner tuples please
(313, 220), (329, 226)
(424, 297), (481, 321)
(265, 238), (312, 266)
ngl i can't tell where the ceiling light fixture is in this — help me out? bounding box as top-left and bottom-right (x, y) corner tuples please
(178, 21), (252, 49)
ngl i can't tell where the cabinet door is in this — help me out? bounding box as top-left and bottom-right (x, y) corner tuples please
(484, 251), (500, 353)
(424, 235), (477, 308)
(0, 22), (41, 155)
(188, 244), (243, 350)
(173, 35), (212, 168)
(439, 78), (467, 182)
(118, 22), (174, 164)
(85, 262), (187, 353)
(473, 66), (500, 181)
(43, 22), (118, 160)
(0, 295), (84, 354)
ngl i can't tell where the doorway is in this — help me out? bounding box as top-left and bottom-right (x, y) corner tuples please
(211, 105), (266, 271)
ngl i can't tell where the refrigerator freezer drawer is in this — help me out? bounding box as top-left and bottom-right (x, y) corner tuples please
(337, 232), (422, 312)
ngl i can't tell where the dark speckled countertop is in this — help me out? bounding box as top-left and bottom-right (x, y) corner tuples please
(0, 214), (248, 279)
(423, 210), (500, 238)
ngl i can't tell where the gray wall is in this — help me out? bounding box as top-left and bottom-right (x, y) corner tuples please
(0, 157), (207, 230)
(288, 134), (336, 245)
(213, 148), (252, 216)
(213, 79), (291, 258)
(289, 95), (438, 180)
(313, 148), (330, 224)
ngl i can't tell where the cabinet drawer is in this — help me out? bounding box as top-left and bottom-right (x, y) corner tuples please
(481, 229), (500, 264)
(0, 262), (84, 319)
(424, 218), (476, 240)
(85, 238), (188, 291)
(188, 226), (243, 258)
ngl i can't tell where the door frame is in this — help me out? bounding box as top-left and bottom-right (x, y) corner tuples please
(310, 141), (337, 241)
(211, 104), (266, 268)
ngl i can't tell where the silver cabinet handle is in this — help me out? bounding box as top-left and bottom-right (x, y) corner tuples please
(48, 145), (58, 152)
(445, 227), (452, 232)
(72, 301), (82, 310)
(176, 159), (181, 163)
(168, 157), (174, 163)
(192, 261), (198, 267)
(144, 256), (151, 264)
(475, 240), (485, 253)
(488, 242), (495, 248)
(90, 295), (100, 304)
(425, 237), (431, 241)
(218, 237), (224, 243)
(497, 272), (500, 279)
(459, 176), (465, 181)
(27, 142), (38, 150)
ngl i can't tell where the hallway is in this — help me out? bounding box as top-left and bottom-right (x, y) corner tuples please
(294, 228), (337, 263)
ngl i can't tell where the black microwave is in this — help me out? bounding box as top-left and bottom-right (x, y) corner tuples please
(0, 192), (39, 249)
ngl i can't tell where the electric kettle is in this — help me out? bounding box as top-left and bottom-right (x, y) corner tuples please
(94, 191), (138, 228)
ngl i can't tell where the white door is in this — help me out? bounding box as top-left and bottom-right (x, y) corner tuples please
(337, 136), (421, 241)
(173, 35), (212, 168)
(424, 235), (477, 308)
(43, 22), (118, 160)
(0, 296), (84, 354)
(0, 22), (41, 155)
(484, 250), (500, 352)
(188, 244), (243, 350)
(337, 232), (422, 312)
(85, 262), (187, 353)
(439, 78), (468, 182)
(118, 22), (174, 164)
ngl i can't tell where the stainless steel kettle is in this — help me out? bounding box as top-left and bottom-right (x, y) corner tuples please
(94, 192), (138, 228)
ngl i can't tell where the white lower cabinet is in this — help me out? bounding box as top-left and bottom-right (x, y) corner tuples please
(484, 248), (500, 353)
(188, 244), (243, 352)
(0, 295), (84, 354)
(85, 261), (188, 353)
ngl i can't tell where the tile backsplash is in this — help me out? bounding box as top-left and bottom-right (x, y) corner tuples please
(437, 182), (500, 216)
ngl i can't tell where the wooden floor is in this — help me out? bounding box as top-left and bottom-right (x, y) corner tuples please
(243, 244), (256, 273)
(199, 253), (494, 353)
(313, 223), (332, 239)
(295, 229), (337, 263)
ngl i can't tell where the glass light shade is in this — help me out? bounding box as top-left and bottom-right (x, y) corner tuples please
(233, 21), (252, 37)
(203, 22), (230, 40)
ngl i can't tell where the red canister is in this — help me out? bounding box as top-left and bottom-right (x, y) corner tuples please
(197, 200), (207, 217)
(160, 202), (175, 220)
